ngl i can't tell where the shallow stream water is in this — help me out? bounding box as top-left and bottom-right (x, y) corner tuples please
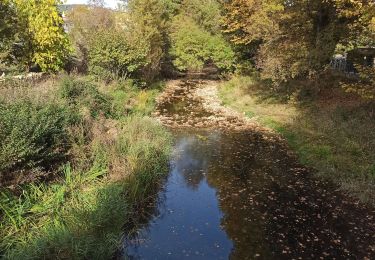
(119, 80), (375, 259)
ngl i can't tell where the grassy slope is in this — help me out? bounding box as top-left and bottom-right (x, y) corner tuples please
(219, 76), (375, 205)
(0, 76), (172, 259)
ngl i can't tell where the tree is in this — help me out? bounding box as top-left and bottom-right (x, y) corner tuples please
(161, 0), (181, 18)
(0, 0), (18, 71)
(339, 2), (375, 100)
(88, 28), (149, 80)
(170, 16), (234, 72)
(0, 0), (34, 72)
(67, 1), (164, 80)
(222, 0), (372, 84)
(12, 0), (71, 72)
(181, 0), (223, 33)
(126, 0), (168, 82)
(66, 4), (115, 72)
(0, 1), (15, 46)
(222, 0), (283, 45)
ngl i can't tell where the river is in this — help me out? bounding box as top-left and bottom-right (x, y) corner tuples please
(119, 79), (375, 259)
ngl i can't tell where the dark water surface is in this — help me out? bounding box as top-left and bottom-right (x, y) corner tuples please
(121, 129), (374, 259)
(120, 81), (375, 259)
(122, 130), (271, 259)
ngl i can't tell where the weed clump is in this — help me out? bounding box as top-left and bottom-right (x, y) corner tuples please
(59, 76), (112, 118)
(0, 100), (72, 183)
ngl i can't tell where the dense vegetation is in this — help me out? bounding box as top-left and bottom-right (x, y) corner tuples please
(169, 16), (234, 71)
(0, 76), (171, 258)
(0, 0), (71, 72)
(0, 1), (175, 257)
(223, 0), (374, 85)
(0, 0), (374, 258)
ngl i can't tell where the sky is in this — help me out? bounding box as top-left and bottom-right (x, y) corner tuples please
(65, 0), (121, 9)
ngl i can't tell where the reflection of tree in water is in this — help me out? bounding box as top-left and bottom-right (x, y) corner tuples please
(120, 130), (375, 259)
(172, 134), (210, 190)
(205, 131), (375, 259)
(204, 131), (279, 259)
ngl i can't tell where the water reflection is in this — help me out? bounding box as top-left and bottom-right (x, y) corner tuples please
(122, 131), (234, 259)
(172, 135), (209, 190)
(121, 129), (375, 259)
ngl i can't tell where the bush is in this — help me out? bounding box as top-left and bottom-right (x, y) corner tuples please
(181, 0), (222, 33)
(88, 29), (149, 81)
(170, 17), (235, 72)
(103, 80), (162, 119)
(59, 76), (112, 117)
(0, 100), (71, 175)
(341, 65), (375, 100)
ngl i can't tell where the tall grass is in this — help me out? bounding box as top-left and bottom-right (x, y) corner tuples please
(219, 75), (375, 205)
(1, 117), (171, 259)
(0, 76), (171, 259)
(104, 79), (163, 118)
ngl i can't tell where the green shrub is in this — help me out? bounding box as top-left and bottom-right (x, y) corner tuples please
(88, 29), (148, 81)
(0, 100), (71, 174)
(181, 0), (222, 33)
(59, 77), (112, 118)
(106, 80), (162, 118)
(170, 17), (235, 72)
(106, 80), (136, 119)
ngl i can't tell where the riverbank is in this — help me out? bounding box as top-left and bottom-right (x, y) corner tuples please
(0, 76), (172, 259)
(218, 75), (375, 206)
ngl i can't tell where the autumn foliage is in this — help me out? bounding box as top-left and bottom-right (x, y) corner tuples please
(223, 0), (374, 85)
(1, 0), (71, 72)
